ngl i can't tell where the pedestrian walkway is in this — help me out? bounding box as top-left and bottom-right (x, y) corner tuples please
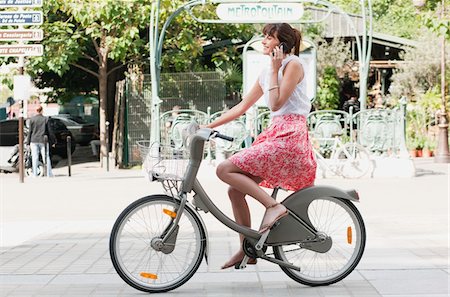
(0, 159), (448, 296)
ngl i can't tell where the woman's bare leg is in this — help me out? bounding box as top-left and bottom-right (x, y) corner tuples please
(218, 160), (287, 268)
(216, 160), (287, 227)
(221, 182), (259, 269)
(216, 160), (274, 206)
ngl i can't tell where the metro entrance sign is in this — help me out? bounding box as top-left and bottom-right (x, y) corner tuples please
(216, 3), (304, 22)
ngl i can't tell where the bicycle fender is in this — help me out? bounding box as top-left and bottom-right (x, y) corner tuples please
(266, 185), (359, 245)
(286, 185), (360, 203)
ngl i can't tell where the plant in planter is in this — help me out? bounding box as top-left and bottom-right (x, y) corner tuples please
(407, 137), (418, 158)
(415, 135), (427, 157)
(423, 137), (436, 157)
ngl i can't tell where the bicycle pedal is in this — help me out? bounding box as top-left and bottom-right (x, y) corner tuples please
(234, 263), (246, 269)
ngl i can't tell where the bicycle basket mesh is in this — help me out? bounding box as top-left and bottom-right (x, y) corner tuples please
(138, 141), (189, 181)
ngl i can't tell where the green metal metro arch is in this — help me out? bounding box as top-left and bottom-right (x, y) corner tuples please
(149, 0), (373, 143)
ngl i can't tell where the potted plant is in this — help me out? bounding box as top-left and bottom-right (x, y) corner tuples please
(423, 137), (436, 157)
(407, 137), (417, 158)
(416, 136), (426, 157)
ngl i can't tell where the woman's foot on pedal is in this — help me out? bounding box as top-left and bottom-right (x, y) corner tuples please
(221, 251), (257, 269)
(259, 203), (288, 233)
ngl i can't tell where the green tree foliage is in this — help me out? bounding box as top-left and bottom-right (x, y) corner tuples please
(421, 0), (450, 40)
(27, 0), (151, 156)
(329, 0), (422, 39)
(158, 0), (257, 72)
(315, 67), (341, 110)
(389, 31), (449, 100)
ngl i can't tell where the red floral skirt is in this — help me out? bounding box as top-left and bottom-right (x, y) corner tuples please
(229, 114), (316, 191)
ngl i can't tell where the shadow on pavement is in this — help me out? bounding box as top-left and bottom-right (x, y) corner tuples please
(53, 144), (99, 168)
(414, 168), (446, 177)
(413, 159), (448, 177)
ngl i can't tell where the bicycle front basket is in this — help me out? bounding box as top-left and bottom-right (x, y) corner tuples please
(138, 141), (189, 181)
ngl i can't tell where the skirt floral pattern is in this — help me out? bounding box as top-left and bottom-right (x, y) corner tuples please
(229, 114), (316, 191)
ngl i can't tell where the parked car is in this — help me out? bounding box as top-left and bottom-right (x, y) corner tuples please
(0, 118), (76, 158)
(51, 115), (97, 146)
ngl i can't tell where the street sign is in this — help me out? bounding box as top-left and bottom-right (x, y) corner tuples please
(14, 75), (31, 101)
(0, 11), (43, 25)
(0, 29), (43, 41)
(216, 3), (304, 22)
(0, 44), (43, 56)
(0, 0), (42, 7)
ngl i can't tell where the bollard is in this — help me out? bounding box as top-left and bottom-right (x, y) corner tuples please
(43, 135), (48, 177)
(106, 121), (110, 172)
(67, 136), (72, 177)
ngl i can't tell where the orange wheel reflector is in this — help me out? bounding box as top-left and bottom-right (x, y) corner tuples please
(163, 209), (177, 218)
(140, 272), (158, 279)
(347, 226), (353, 244)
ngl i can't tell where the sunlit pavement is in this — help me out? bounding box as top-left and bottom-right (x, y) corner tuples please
(1, 158), (448, 296)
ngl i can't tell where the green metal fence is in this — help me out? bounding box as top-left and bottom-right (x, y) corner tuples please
(124, 72), (226, 166)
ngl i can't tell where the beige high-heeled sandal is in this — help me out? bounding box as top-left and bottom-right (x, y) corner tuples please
(259, 203), (288, 233)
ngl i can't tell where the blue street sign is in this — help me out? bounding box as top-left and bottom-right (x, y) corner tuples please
(0, 0), (42, 7)
(0, 11), (43, 25)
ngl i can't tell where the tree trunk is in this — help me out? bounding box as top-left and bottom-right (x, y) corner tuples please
(99, 63), (108, 163)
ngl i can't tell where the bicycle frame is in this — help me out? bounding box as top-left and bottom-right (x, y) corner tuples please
(166, 129), (360, 248)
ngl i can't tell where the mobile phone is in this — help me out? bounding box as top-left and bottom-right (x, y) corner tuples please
(279, 42), (289, 54)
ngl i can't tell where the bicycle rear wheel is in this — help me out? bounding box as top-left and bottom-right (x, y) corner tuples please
(274, 197), (366, 286)
(336, 143), (372, 178)
(110, 195), (206, 293)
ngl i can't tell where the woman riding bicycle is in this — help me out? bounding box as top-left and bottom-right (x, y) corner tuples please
(205, 23), (317, 269)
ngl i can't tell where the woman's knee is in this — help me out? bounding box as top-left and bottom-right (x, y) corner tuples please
(216, 160), (233, 180)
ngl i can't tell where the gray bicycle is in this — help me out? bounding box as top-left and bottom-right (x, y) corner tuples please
(109, 128), (366, 293)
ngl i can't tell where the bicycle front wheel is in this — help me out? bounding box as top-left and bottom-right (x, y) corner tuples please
(274, 197), (366, 286)
(336, 143), (372, 179)
(109, 195), (206, 293)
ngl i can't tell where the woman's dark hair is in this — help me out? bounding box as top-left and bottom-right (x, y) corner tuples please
(262, 23), (302, 55)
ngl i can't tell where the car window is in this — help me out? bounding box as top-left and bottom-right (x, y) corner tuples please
(69, 117), (87, 124)
(64, 118), (79, 125)
(0, 120), (18, 133)
(0, 120), (19, 146)
(49, 118), (67, 131)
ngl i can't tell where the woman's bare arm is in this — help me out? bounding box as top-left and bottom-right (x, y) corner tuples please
(268, 61), (304, 111)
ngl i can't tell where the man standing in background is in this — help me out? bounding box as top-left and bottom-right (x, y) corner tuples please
(26, 105), (56, 177)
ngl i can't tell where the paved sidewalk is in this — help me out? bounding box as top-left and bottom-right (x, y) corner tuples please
(0, 158), (449, 296)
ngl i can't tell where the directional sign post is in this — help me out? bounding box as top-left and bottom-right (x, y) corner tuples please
(0, 11), (43, 25)
(0, 29), (43, 41)
(0, 0), (42, 7)
(1, 0), (44, 184)
(0, 44), (43, 57)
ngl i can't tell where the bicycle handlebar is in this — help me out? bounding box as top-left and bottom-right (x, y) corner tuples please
(213, 131), (234, 142)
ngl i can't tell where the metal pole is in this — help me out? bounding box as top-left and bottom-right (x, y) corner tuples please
(18, 59), (24, 183)
(106, 121), (110, 171)
(67, 136), (72, 176)
(398, 96), (409, 158)
(43, 135), (48, 177)
(18, 101), (24, 183)
(434, 0), (450, 163)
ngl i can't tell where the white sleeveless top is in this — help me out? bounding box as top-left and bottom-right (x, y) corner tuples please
(258, 55), (311, 117)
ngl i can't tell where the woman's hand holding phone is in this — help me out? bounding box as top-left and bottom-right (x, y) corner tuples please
(271, 43), (284, 71)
